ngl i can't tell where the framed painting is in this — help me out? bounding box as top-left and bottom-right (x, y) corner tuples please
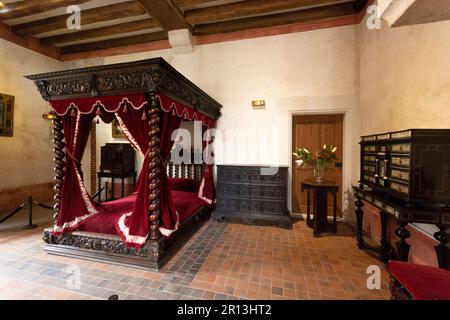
(0, 93), (14, 137)
(111, 119), (126, 139)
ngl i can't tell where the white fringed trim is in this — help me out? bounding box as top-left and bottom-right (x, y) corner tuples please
(54, 115), (98, 233)
(155, 95), (215, 128)
(117, 212), (148, 245)
(115, 113), (143, 155)
(197, 177), (214, 205)
(53, 97), (148, 116)
(158, 211), (180, 237)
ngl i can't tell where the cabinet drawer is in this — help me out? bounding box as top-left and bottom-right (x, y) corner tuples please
(391, 169), (409, 182)
(364, 145), (376, 152)
(391, 156), (410, 167)
(363, 165), (376, 174)
(364, 155), (376, 162)
(390, 182), (409, 195)
(391, 143), (411, 153)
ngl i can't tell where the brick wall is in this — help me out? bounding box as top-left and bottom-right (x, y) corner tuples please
(0, 182), (53, 212)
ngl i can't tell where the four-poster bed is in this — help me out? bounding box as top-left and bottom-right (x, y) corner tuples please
(26, 58), (222, 269)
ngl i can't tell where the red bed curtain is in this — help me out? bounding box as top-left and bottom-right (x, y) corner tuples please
(54, 110), (99, 235)
(50, 93), (215, 248)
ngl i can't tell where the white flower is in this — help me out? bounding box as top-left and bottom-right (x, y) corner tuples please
(303, 148), (310, 153)
(323, 144), (327, 149)
(295, 159), (304, 168)
(332, 146), (337, 153)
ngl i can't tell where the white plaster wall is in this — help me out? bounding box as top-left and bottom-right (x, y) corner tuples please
(0, 39), (63, 190)
(75, 25), (361, 218)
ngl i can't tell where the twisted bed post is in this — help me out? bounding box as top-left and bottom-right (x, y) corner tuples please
(148, 96), (161, 240)
(52, 114), (66, 224)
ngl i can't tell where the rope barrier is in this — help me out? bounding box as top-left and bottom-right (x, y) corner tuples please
(0, 196), (52, 230)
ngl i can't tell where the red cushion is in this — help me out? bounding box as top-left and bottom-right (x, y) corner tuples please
(388, 261), (450, 300)
(169, 178), (200, 193)
(172, 190), (206, 222)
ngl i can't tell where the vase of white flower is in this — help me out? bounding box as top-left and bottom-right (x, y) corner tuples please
(293, 144), (338, 183)
(313, 166), (325, 183)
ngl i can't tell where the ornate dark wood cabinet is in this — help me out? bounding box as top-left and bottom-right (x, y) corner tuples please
(355, 129), (450, 269)
(212, 165), (292, 228)
(100, 143), (135, 174)
(360, 129), (450, 206)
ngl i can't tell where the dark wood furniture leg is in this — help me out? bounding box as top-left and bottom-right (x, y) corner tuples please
(380, 210), (393, 262)
(332, 189), (337, 232)
(111, 176), (115, 200)
(52, 115), (65, 224)
(121, 177), (125, 198)
(355, 197), (365, 249)
(306, 189), (311, 227)
(312, 189), (328, 237)
(313, 190), (319, 237)
(395, 222), (411, 262)
(148, 96), (161, 240)
(97, 173), (102, 201)
(434, 224), (449, 270)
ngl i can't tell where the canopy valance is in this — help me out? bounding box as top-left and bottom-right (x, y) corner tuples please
(49, 93), (216, 128)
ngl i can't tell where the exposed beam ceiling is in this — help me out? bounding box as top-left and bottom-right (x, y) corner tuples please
(195, 2), (359, 35)
(41, 19), (160, 46)
(60, 31), (168, 54)
(136, 0), (191, 31)
(12, 1), (146, 37)
(185, 0), (352, 25)
(0, 0), (371, 60)
(0, 0), (91, 21)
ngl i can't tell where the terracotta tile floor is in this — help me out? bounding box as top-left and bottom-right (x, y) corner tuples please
(0, 207), (391, 300)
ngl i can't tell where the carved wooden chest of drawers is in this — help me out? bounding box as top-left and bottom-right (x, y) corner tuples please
(212, 165), (292, 228)
(360, 129), (450, 206)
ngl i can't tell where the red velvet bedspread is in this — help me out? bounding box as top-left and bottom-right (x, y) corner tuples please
(78, 190), (206, 235)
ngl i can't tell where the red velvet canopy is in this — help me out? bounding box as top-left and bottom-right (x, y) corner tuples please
(49, 93), (216, 248)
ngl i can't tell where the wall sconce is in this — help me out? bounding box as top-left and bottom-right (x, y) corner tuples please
(42, 111), (56, 120)
(252, 100), (265, 109)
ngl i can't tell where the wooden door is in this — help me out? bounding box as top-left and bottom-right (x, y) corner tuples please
(292, 114), (344, 216)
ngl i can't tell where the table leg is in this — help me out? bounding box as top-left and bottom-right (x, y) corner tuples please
(434, 225), (449, 270)
(313, 190), (319, 237)
(97, 175), (101, 202)
(105, 182), (108, 202)
(380, 210), (393, 262)
(111, 177), (115, 200)
(355, 197), (365, 249)
(332, 190), (337, 232)
(306, 189), (311, 227)
(121, 177), (125, 198)
(395, 222), (411, 262)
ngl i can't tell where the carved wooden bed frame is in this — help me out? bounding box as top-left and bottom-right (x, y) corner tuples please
(26, 58), (222, 270)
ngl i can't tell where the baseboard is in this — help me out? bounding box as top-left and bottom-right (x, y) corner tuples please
(0, 182), (53, 212)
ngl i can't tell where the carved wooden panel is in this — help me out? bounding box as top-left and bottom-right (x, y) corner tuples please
(213, 165), (291, 228)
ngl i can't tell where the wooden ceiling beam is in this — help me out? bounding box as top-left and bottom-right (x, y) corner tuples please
(195, 2), (359, 35)
(136, 0), (191, 31)
(12, 1), (146, 37)
(41, 19), (160, 46)
(60, 31), (168, 54)
(0, 0), (91, 21)
(173, 0), (238, 10)
(186, 0), (352, 25)
(0, 21), (59, 60)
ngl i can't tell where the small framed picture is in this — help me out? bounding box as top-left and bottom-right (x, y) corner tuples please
(0, 93), (14, 137)
(111, 119), (126, 139)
